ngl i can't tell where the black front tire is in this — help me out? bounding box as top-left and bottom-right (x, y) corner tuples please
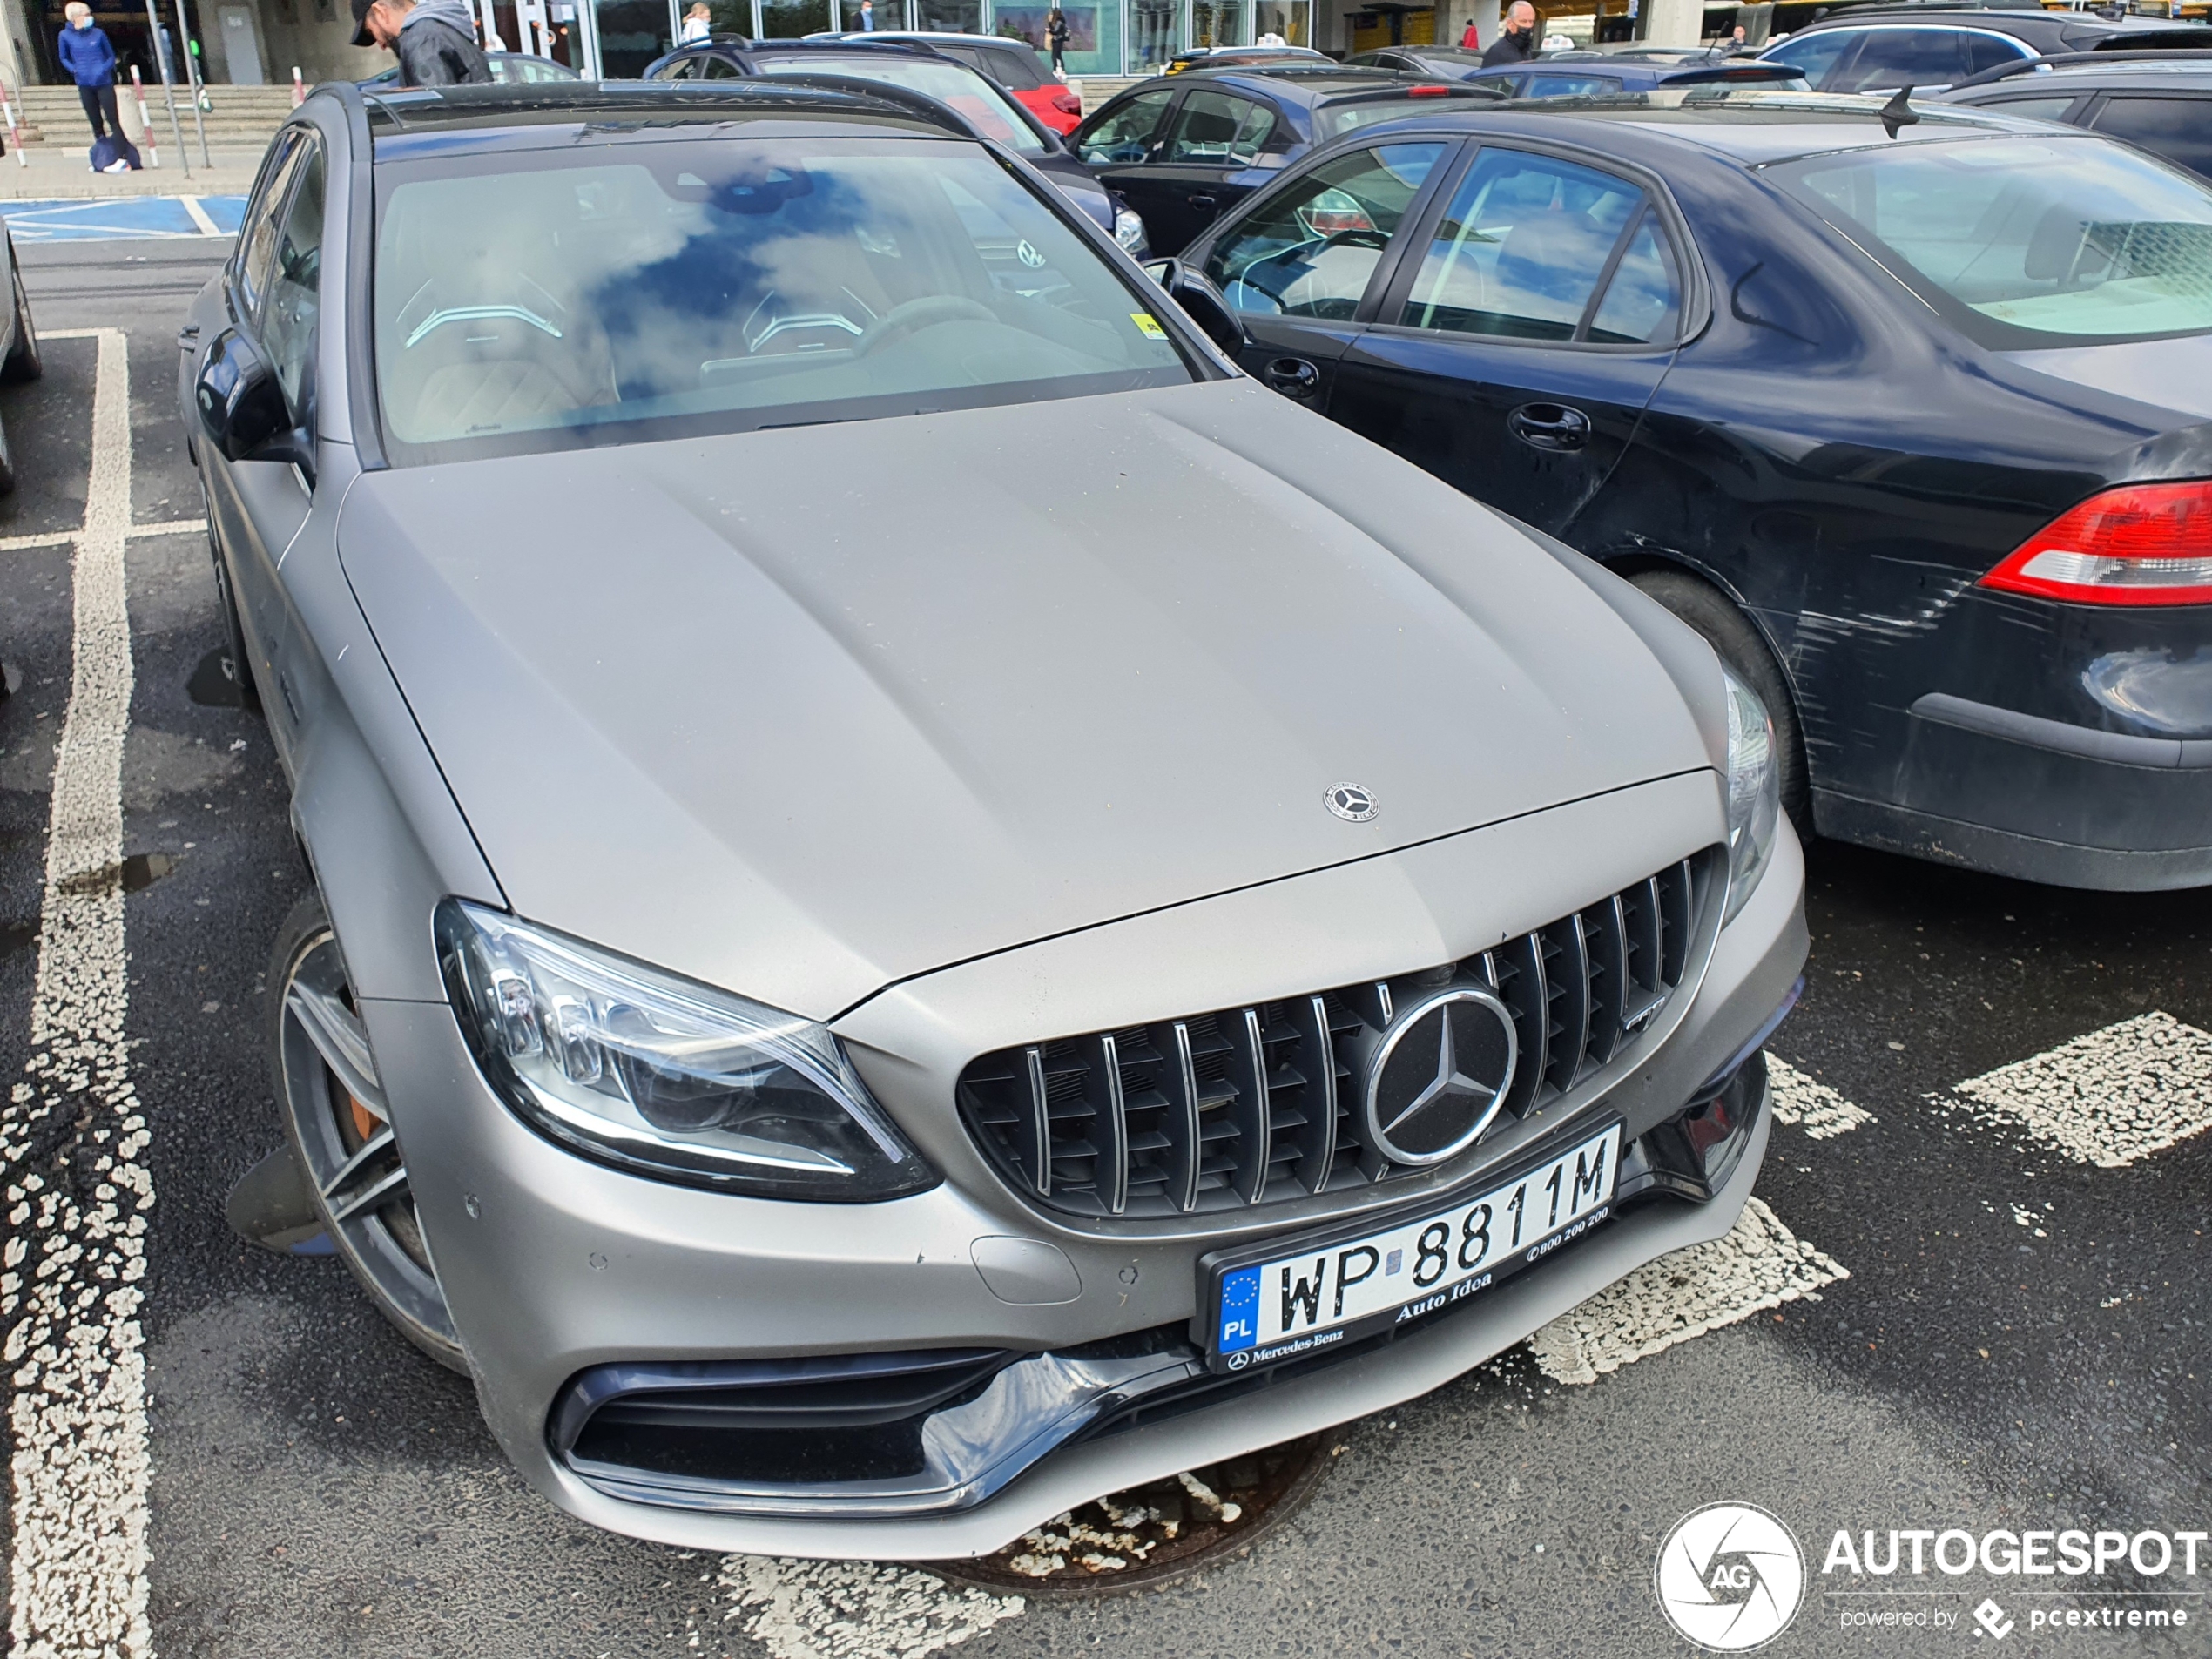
(3, 252), (40, 384)
(1629, 568), (1811, 838)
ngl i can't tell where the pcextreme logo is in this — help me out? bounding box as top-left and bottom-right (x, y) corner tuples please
(1656, 1502), (1808, 1651)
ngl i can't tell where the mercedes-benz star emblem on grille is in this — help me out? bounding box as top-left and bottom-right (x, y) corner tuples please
(1362, 988), (1519, 1166)
(1325, 783), (1377, 822)
(1016, 239), (1048, 268)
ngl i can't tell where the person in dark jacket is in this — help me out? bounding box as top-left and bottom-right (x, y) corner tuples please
(352, 0), (491, 86)
(1045, 5), (1070, 72)
(1480, 0), (1538, 66)
(57, 3), (122, 142)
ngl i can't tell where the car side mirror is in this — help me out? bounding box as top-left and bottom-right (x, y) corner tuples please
(1142, 258), (1248, 356)
(195, 327), (298, 465)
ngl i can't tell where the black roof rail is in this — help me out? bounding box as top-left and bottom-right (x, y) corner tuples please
(1949, 44), (2212, 88)
(339, 78), (978, 138)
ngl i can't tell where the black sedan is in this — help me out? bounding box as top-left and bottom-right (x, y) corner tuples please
(1939, 51), (2212, 182)
(1069, 66), (1500, 255)
(1345, 44), (1807, 96)
(641, 38), (1142, 249)
(1170, 92), (2212, 888)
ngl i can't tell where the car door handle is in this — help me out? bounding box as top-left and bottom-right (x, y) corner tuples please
(1263, 357), (1322, 397)
(1507, 402), (1592, 451)
(1189, 193), (1217, 213)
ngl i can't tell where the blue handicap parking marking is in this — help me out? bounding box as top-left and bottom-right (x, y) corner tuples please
(0, 195), (249, 242)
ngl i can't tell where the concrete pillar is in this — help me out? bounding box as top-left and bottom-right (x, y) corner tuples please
(0, 0), (35, 87)
(1642, 0), (1699, 46)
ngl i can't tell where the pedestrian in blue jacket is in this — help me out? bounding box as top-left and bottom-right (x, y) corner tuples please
(57, 3), (121, 143)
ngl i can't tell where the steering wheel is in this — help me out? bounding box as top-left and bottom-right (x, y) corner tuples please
(1315, 228), (1392, 253)
(853, 295), (998, 356)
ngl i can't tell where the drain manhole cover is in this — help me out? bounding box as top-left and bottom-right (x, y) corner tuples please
(931, 1434), (1332, 1596)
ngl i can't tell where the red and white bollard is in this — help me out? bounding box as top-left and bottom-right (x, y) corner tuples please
(130, 65), (161, 167)
(0, 76), (25, 169)
(292, 65), (305, 106)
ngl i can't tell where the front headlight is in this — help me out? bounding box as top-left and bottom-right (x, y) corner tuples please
(1114, 206), (1146, 252)
(436, 900), (936, 1202)
(1722, 664), (1782, 925)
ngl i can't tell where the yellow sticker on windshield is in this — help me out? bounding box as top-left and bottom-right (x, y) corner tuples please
(1130, 312), (1170, 341)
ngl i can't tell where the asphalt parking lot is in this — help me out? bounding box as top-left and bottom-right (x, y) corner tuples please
(4, 238), (2211, 1659)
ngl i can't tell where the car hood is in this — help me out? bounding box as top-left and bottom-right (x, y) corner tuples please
(1033, 152), (1117, 234)
(339, 380), (1714, 1020)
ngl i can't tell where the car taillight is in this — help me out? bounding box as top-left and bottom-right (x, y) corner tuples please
(1979, 481), (2212, 606)
(1052, 90), (1081, 114)
(1406, 83), (1453, 96)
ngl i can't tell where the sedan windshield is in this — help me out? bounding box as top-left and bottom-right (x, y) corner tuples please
(372, 138), (1190, 462)
(1772, 133), (2212, 343)
(748, 55), (1048, 154)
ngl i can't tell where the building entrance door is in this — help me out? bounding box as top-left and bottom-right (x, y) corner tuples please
(217, 3), (266, 81)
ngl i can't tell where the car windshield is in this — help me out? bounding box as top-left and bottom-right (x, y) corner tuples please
(1771, 133), (2212, 343)
(748, 55), (1048, 154)
(372, 137), (1190, 462)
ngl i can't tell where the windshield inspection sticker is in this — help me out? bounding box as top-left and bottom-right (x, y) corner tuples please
(1130, 312), (1170, 340)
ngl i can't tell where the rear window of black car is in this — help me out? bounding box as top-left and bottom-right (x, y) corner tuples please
(1770, 132), (2212, 345)
(371, 136), (1193, 464)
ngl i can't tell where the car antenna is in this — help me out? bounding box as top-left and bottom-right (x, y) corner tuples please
(1878, 83), (1919, 138)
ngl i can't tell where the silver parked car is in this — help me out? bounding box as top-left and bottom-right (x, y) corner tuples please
(183, 78), (1805, 1557)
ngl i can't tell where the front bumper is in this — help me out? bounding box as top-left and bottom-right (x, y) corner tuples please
(362, 772), (1806, 1558)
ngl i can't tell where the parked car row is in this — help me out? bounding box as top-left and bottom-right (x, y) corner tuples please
(176, 30), (2212, 1575)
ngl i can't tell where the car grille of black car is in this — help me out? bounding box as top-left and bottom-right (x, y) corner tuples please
(956, 857), (1709, 1220)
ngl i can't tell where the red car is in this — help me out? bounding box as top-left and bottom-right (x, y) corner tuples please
(834, 30), (1084, 132)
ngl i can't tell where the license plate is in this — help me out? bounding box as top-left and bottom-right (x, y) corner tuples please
(1201, 1122), (1622, 1374)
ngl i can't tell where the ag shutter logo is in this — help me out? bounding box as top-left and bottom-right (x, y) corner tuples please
(1656, 1502), (1806, 1651)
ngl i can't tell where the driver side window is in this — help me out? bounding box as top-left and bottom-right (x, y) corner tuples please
(235, 132), (307, 321)
(1076, 88), (1177, 165)
(260, 143), (325, 427)
(1204, 142), (1446, 320)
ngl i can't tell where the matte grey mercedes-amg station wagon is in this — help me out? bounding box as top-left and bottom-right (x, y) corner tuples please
(183, 79), (1805, 1557)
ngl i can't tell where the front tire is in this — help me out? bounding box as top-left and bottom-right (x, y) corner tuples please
(269, 892), (467, 1373)
(1629, 568), (1811, 837)
(3, 253), (40, 385)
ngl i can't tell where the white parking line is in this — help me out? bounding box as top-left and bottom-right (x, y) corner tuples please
(1949, 1010), (2212, 1169)
(0, 520), (203, 556)
(1527, 1197), (1848, 1386)
(1768, 1055), (1875, 1139)
(717, 1557), (1024, 1659)
(0, 327), (156, 1657)
(179, 197), (219, 239)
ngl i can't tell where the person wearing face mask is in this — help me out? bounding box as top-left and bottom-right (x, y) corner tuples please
(1480, 0), (1539, 66)
(56, 3), (122, 145)
(350, 0), (491, 86)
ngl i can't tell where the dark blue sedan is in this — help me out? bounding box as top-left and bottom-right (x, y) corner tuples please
(1173, 91), (2212, 889)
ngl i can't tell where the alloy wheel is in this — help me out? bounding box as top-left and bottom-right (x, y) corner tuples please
(273, 900), (465, 1372)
